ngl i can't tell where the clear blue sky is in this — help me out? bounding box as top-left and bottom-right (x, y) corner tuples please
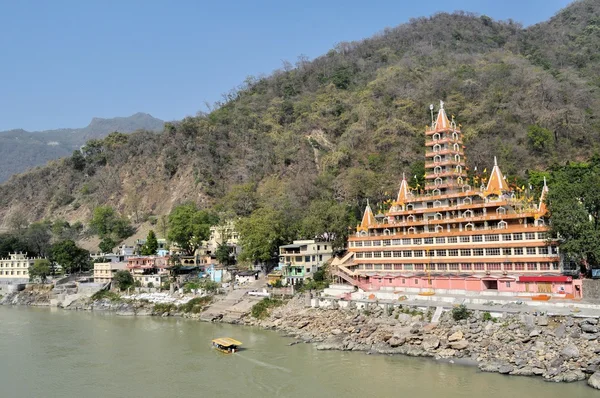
(0, 0), (572, 131)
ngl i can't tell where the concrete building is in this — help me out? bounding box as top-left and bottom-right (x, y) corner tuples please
(90, 245), (136, 263)
(279, 240), (334, 285)
(93, 262), (128, 284)
(134, 238), (169, 256)
(0, 253), (35, 284)
(337, 102), (576, 298)
(126, 256), (170, 288)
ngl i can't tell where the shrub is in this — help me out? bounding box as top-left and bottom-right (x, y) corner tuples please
(113, 270), (134, 291)
(452, 304), (470, 321)
(91, 290), (121, 302)
(153, 303), (177, 315)
(482, 311), (498, 323)
(251, 298), (283, 319)
(147, 282), (154, 288)
(179, 296), (213, 314)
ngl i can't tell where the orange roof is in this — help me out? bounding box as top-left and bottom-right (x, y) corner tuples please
(357, 201), (376, 232)
(434, 101), (451, 131)
(396, 173), (410, 205)
(485, 156), (509, 196)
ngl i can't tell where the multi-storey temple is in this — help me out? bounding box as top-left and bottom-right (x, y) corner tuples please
(337, 102), (581, 298)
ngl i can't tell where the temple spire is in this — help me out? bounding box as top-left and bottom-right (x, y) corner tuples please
(357, 200), (376, 232)
(396, 172), (409, 205)
(434, 100), (450, 130)
(485, 157), (509, 196)
(538, 177), (549, 215)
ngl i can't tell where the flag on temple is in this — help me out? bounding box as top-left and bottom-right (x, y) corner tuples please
(483, 168), (487, 173)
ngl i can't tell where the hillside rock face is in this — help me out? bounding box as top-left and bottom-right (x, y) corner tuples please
(1, 0), (599, 227)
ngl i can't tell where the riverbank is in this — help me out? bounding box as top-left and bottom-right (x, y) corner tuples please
(243, 296), (600, 389)
(4, 287), (600, 390)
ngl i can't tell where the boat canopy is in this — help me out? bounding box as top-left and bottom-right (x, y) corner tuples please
(212, 337), (242, 347)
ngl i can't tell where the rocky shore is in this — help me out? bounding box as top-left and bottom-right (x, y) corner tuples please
(244, 296), (600, 390)
(5, 287), (600, 389)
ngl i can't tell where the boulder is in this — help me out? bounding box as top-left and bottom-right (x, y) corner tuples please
(510, 367), (534, 376)
(422, 336), (440, 350)
(388, 335), (406, 348)
(479, 361), (501, 372)
(331, 328), (343, 335)
(448, 330), (463, 342)
(537, 316), (549, 327)
(437, 348), (456, 358)
(561, 344), (580, 360)
(449, 339), (469, 350)
(529, 329), (542, 337)
(583, 333), (599, 341)
(498, 364), (514, 374)
(561, 370), (586, 383)
(553, 324), (566, 338)
(582, 323), (599, 334)
(588, 372), (600, 390)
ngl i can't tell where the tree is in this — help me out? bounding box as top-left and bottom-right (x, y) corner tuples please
(237, 207), (289, 263)
(7, 211), (29, 232)
(300, 199), (357, 252)
(215, 243), (235, 266)
(527, 125), (553, 153)
(23, 222), (52, 257)
(50, 240), (91, 274)
(141, 230), (159, 255)
(167, 203), (216, 255)
(29, 259), (51, 283)
(547, 157), (600, 274)
(99, 237), (117, 254)
(90, 205), (135, 248)
(113, 270), (134, 291)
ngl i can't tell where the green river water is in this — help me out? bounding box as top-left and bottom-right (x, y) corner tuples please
(0, 306), (596, 398)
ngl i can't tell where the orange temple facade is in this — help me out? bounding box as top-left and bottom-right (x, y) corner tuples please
(338, 102), (581, 298)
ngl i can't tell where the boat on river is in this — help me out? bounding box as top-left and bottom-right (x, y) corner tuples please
(212, 337), (242, 354)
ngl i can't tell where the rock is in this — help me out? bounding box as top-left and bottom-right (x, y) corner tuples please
(315, 338), (345, 351)
(331, 328), (343, 335)
(532, 367), (545, 375)
(561, 344), (580, 360)
(508, 323), (519, 331)
(583, 333), (599, 341)
(561, 370), (586, 383)
(388, 336), (406, 348)
(553, 324), (566, 338)
(520, 314), (535, 329)
(529, 329), (542, 337)
(582, 323), (599, 333)
(422, 336), (440, 350)
(498, 364), (514, 374)
(589, 372), (600, 389)
(479, 361), (501, 372)
(510, 366), (534, 376)
(448, 330), (463, 342)
(585, 365), (599, 374)
(480, 338), (490, 348)
(537, 316), (549, 326)
(449, 340), (469, 350)
(583, 318), (599, 326)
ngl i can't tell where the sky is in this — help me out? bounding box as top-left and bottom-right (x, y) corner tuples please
(0, 0), (573, 131)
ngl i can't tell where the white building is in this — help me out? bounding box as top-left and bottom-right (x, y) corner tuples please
(279, 240), (334, 285)
(0, 253), (36, 284)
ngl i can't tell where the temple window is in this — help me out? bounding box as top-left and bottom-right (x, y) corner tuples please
(433, 189), (441, 196)
(435, 225), (443, 233)
(485, 234), (499, 242)
(463, 210), (474, 218)
(513, 233), (523, 240)
(408, 227), (416, 234)
(434, 166), (442, 174)
(456, 165), (462, 173)
(435, 177), (443, 186)
(452, 132), (459, 140)
(406, 203), (414, 210)
(498, 221), (508, 229)
(434, 212), (443, 220)
(455, 155), (461, 162)
(433, 201), (442, 208)
(433, 133), (440, 141)
(433, 144), (441, 152)
(535, 218), (545, 226)
(472, 235), (483, 242)
(464, 223), (474, 231)
(525, 232), (536, 240)
(496, 207), (506, 215)
(473, 248), (484, 256)
(424, 237), (433, 244)
(538, 247), (549, 255)
(414, 250), (423, 257)
(453, 143), (459, 151)
(448, 249), (459, 256)
(436, 237), (446, 244)
(436, 249), (447, 257)
(434, 155), (442, 163)
(526, 247), (537, 255)
(448, 236), (458, 243)
(514, 248), (524, 255)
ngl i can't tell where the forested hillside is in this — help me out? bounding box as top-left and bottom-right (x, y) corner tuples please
(0, 0), (599, 251)
(0, 113), (164, 182)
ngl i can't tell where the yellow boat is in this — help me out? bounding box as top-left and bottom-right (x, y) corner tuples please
(212, 337), (242, 354)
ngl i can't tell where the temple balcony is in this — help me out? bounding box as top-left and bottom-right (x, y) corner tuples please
(351, 223), (547, 239)
(376, 211), (534, 229)
(425, 137), (463, 147)
(425, 127), (461, 136)
(424, 171), (467, 179)
(388, 199), (508, 216)
(425, 149), (464, 157)
(425, 160), (465, 168)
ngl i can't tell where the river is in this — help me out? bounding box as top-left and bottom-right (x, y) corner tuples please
(0, 306), (596, 398)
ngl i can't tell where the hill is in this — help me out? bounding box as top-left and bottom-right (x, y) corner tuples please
(0, 113), (165, 182)
(0, 0), (599, 244)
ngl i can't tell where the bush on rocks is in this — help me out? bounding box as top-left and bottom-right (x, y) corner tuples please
(451, 304), (470, 321)
(251, 298), (283, 319)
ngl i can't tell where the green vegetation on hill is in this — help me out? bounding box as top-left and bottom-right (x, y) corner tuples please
(0, 1), (599, 262)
